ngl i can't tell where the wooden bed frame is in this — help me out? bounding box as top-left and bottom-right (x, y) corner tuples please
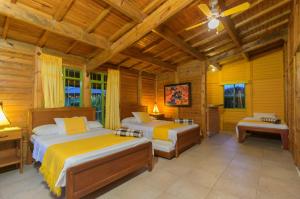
(237, 125), (289, 150)
(28, 107), (153, 199)
(120, 105), (201, 159)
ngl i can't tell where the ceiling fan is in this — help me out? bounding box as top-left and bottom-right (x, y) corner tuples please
(185, 0), (250, 33)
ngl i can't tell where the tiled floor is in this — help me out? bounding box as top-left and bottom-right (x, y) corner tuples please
(0, 133), (299, 199)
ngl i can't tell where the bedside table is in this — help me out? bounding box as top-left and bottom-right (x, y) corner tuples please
(0, 127), (23, 173)
(149, 113), (165, 120)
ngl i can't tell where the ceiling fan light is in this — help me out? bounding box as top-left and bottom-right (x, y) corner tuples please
(208, 18), (220, 29)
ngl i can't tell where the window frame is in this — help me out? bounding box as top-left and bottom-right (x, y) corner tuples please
(63, 67), (83, 107)
(223, 83), (246, 109)
(90, 72), (107, 124)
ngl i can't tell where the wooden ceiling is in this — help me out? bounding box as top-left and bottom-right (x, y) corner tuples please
(0, 0), (291, 74)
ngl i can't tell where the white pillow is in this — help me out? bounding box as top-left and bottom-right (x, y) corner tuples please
(253, 113), (276, 120)
(121, 117), (138, 124)
(87, 121), (103, 129)
(132, 112), (152, 123)
(32, 124), (59, 136)
(54, 116), (90, 135)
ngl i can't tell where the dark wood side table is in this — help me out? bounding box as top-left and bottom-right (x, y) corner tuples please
(0, 127), (23, 173)
(149, 113), (165, 120)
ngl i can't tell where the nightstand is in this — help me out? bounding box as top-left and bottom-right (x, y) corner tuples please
(0, 127), (23, 173)
(149, 113), (165, 120)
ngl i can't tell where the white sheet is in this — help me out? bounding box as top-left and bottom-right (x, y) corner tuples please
(31, 127), (150, 187)
(121, 119), (199, 147)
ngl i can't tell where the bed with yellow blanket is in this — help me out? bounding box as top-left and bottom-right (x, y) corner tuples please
(121, 119), (200, 159)
(29, 107), (153, 199)
(236, 117), (289, 149)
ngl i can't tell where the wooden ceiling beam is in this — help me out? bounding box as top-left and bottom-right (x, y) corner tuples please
(192, 31), (226, 48)
(235, 0), (291, 28)
(0, 0), (110, 49)
(2, 16), (9, 39)
(37, 31), (49, 47)
(209, 28), (287, 63)
(142, 0), (166, 15)
(53, 0), (75, 21)
(240, 10), (290, 36)
(109, 22), (135, 42)
(142, 38), (164, 53)
(201, 38), (232, 53)
(184, 28), (207, 42)
(219, 0), (248, 60)
(231, 0), (264, 19)
(242, 19), (289, 43)
(86, 8), (111, 33)
(87, 0), (195, 70)
(101, 0), (146, 22)
(153, 25), (206, 61)
(122, 48), (176, 71)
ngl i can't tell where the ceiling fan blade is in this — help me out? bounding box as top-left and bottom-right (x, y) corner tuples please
(185, 20), (208, 31)
(217, 22), (224, 32)
(221, 2), (250, 17)
(198, 4), (212, 17)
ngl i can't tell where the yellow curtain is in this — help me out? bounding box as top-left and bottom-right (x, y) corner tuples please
(40, 54), (64, 108)
(105, 69), (120, 129)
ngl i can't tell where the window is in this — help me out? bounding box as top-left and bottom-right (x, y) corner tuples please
(63, 68), (82, 107)
(224, 84), (245, 109)
(90, 72), (107, 124)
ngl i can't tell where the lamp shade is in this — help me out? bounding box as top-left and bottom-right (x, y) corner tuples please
(0, 105), (10, 127)
(152, 103), (160, 114)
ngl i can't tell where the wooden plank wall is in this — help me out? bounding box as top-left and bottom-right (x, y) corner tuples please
(286, 0), (300, 167)
(156, 60), (207, 135)
(119, 69), (156, 115)
(141, 73), (155, 113)
(0, 49), (34, 132)
(207, 50), (284, 132)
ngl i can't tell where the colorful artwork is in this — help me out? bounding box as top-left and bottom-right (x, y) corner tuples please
(164, 83), (191, 106)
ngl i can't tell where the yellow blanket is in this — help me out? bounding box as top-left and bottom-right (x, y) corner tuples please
(39, 134), (135, 196)
(153, 123), (186, 141)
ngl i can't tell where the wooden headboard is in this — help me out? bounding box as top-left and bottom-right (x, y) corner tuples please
(28, 107), (96, 135)
(120, 104), (148, 120)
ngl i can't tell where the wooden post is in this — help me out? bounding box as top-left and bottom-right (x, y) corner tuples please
(82, 64), (91, 107)
(33, 47), (43, 108)
(137, 71), (142, 106)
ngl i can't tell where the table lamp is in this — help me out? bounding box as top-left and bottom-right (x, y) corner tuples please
(0, 102), (10, 128)
(152, 103), (160, 115)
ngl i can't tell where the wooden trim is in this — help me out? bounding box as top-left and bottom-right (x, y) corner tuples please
(87, 0), (195, 70)
(237, 126), (289, 150)
(0, 0), (110, 49)
(66, 142), (153, 199)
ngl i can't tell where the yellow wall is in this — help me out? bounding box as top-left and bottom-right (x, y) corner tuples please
(207, 50), (285, 131)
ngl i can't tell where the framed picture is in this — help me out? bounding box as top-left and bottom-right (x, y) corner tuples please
(164, 82), (191, 107)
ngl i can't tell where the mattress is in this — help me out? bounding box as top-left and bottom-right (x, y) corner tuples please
(121, 119), (199, 148)
(237, 117), (288, 129)
(31, 127), (150, 187)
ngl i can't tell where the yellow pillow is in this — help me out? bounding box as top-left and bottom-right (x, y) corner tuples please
(132, 112), (152, 123)
(64, 117), (88, 135)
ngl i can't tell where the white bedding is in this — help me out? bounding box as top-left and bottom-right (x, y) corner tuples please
(237, 117), (288, 129)
(236, 117), (288, 137)
(121, 119), (199, 148)
(31, 127), (150, 187)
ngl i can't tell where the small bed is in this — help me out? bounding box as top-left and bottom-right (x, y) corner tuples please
(28, 107), (153, 199)
(120, 105), (201, 159)
(236, 116), (289, 149)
